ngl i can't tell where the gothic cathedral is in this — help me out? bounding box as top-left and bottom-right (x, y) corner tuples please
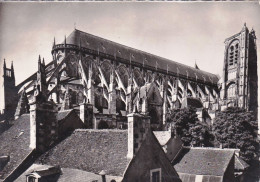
(0, 24), (258, 130)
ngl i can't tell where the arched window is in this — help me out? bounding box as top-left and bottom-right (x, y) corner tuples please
(117, 65), (129, 88)
(227, 83), (236, 99)
(101, 61), (112, 84)
(133, 69), (144, 86)
(77, 91), (84, 104)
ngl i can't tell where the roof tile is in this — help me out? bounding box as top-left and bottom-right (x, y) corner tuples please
(0, 114), (32, 180)
(173, 147), (234, 176)
(37, 129), (130, 176)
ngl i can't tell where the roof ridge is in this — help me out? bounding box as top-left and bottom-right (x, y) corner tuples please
(70, 29), (218, 78)
(58, 109), (73, 113)
(187, 147), (236, 152)
(74, 129), (127, 132)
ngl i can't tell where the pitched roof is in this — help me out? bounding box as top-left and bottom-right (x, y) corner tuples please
(173, 147), (234, 176)
(36, 129), (130, 177)
(15, 164), (123, 182)
(60, 29), (219, 85)
(0, 111), (82, 180)
(153, 131), (171, 146)
(57, 109), (73, 121)
(0, 114), (32, 180)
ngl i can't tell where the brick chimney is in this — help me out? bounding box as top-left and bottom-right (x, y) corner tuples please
(127, 108), (150, 159)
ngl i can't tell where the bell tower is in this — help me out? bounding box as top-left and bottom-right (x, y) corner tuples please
(0, 59), (18, 120)
(220, 23), (257, 116)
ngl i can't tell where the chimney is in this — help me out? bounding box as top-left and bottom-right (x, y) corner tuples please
(127, 109), (150, 159)
(99, 170), (106, 182)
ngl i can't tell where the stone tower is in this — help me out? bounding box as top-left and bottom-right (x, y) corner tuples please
(0, 59), (18, 120)
(220, 23), (258, 116)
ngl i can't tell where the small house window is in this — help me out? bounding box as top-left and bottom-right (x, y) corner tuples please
(150, 168), (161, 182)
(27, 176), (36, 182)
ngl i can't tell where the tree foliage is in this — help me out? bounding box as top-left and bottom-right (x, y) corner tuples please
(213, 107), (258, 163)
(166, 107), (214, 147)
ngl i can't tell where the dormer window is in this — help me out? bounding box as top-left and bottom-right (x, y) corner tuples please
(27, 175), (36, 182)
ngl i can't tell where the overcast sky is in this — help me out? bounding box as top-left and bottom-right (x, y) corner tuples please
(0, 2), (259, 85)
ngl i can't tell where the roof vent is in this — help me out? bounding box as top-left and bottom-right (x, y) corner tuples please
(13, 131), (24, 139)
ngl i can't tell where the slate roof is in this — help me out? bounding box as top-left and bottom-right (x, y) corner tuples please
(173, 147), (234, 176)
(36, 129), (130, 177)
(59, 29), (219, 85)
(153, 131), (171, 146)
(178, 173), (223, 182)
(235, 155), (249, 171)
(181, 97), (203, 109)
(15, 164), (123, 182)
(0, 114), (33, 180)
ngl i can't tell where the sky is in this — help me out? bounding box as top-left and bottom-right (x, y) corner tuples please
(0, 2), (260, 85)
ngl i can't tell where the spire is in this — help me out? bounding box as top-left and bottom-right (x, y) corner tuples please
(53, 37), (56, 47)
(38, 55), (41, 71)
(242, 22), (248, 31)
(3, 58), (6, 68)
(250, 27), (256, 39)
(42, 57), (45, 66)
(64, 35), (67, 46)
(11, 61), (14, 70)
(3, 59), (6, 76)
(38, 55), (41, 63)
(11, 61), (15, 78)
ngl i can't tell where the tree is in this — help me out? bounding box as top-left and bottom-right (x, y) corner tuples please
(166, 107), (214, 147)
(213, 107), (258, 164)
